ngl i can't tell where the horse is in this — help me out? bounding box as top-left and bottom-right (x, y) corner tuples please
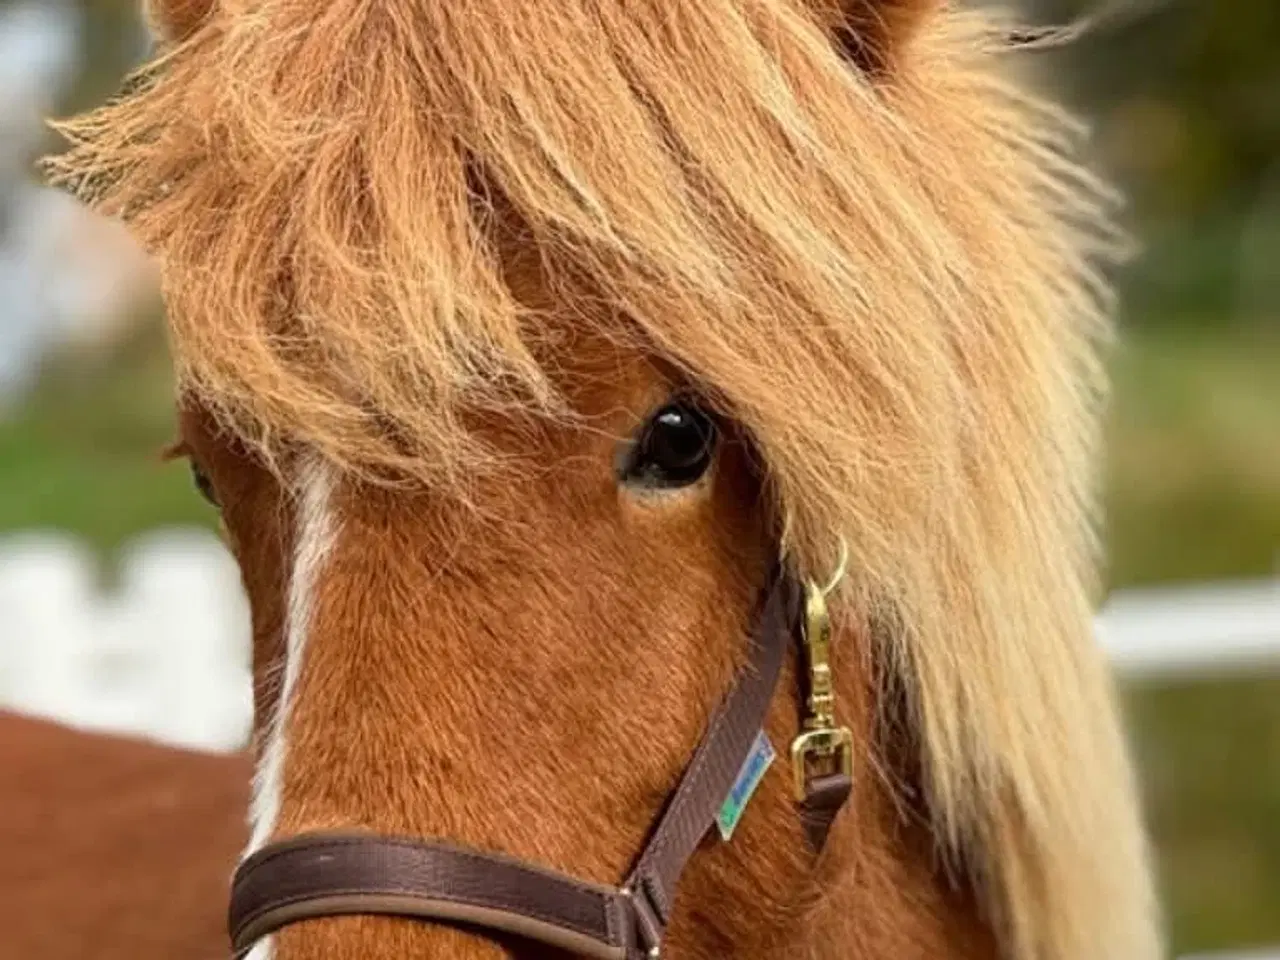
(0, 711), (248, 958)
(43, 0), (1162, 957)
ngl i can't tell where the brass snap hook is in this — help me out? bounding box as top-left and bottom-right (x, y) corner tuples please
(790, 538), (854, 801)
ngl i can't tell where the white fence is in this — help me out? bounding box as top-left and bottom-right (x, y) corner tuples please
(0, 529), (252, 752)
(1098, 577), (1280, 679)
(2, 527), (1279, 753)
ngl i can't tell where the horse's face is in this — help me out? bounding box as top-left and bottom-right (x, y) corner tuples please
(178, 330), (825, 959)
(94, 0), (1161, 954)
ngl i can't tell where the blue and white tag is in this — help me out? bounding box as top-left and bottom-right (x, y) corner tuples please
(716, 729), (776, 841)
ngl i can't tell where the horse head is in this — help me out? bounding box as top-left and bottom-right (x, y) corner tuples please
(51, 0), (1160, 957)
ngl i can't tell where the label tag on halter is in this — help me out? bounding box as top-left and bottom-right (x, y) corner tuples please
(716, 729), (776, 841)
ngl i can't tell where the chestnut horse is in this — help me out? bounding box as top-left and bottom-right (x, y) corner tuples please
(0, 711), (248, 959)
(38, 0), (1162, 956)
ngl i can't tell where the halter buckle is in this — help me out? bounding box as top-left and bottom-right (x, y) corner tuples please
(790, 549), (854, 801)
(790, 726), (855, 801)
(621, 880), (664, 960)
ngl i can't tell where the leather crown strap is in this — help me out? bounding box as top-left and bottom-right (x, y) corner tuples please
(229, 571), (852, 959)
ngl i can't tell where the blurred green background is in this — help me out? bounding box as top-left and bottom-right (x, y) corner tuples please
(1, 0), (1277, 954)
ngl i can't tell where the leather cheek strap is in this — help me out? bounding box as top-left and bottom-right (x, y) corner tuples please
(799, 772), (854, 852)
(228, 572), (850, 959)
(230, 835), (638, 960)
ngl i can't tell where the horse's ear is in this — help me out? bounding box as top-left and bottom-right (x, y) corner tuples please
(142, 0), (215, 42)
(815, 0), (942, 71)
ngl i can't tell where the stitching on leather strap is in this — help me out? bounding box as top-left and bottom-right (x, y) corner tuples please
(233, 885), (615, 946)
(238, 833), (619, 900)
(230, 836), (624, 948)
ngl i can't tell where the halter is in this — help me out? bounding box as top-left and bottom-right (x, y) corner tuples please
(228, 566), (854, 959)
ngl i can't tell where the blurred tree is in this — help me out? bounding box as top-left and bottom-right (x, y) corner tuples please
(68, 0), (150, 112)
(0, 0), (148, 171)
(1028, 0), (1280, 324)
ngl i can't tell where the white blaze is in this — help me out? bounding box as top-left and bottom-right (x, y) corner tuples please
(242, 458), (339, 960)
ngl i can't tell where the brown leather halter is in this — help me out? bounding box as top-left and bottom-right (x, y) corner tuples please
(229, 568), (854, 959)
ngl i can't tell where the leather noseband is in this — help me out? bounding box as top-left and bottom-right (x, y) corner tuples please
(229, 570), (852, 959)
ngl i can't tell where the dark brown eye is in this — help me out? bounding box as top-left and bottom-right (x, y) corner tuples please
(622, 400), (718, 489)
(190, 461), (219, 507)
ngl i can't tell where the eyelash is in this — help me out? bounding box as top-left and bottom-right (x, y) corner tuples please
(190, 461), (219, 507)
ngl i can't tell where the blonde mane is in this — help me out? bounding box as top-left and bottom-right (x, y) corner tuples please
(48, 1), (1159, 956)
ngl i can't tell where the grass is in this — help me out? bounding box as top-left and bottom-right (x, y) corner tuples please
(1129, 675), (1280, 953)
(1, 319), (1278, 955)
(0, 319), (217, 551)
(1105, 325), (1280, 588)
(1102, 324), (1280, 954)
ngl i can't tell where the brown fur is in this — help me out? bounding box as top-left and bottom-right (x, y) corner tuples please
(181, 338), (999, 960)
(44, 0), (1160, 956)
(0, 712), (248, 959)
(141, 0), (213, 42)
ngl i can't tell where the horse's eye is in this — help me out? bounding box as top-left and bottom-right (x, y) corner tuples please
(622, 400), (718, 489)
(190, 461), (219, 507)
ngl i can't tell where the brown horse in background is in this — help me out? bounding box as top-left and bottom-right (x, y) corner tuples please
(20, 0), (1163, 956)
(0, 711), (247, 958)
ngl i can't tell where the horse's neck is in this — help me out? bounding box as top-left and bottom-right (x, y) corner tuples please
(776, 643), (1000, 959)
(0, 713), (249, 960)
(683, 795), (999, 960)
(672, 706), (999, 958)
(800, 795), (1001, 960)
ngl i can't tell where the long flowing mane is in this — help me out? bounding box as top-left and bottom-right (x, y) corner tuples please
(48, 1), (1158, 956)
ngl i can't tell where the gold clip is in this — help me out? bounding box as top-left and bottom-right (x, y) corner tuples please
(790, 540), (854, 801)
